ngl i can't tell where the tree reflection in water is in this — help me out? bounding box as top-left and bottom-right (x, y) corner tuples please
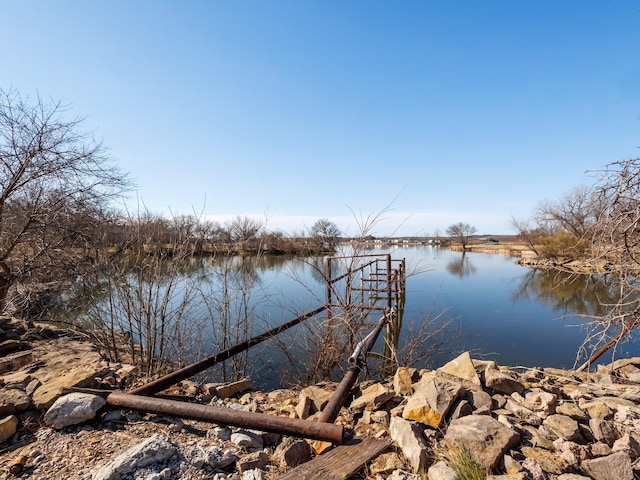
(446, 252), (477, 278)
(512, 269), (615, 318)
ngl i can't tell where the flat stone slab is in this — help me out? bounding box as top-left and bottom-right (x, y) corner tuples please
(444, 414), (520, 470)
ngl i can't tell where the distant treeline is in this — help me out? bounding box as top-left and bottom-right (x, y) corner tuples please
(99, 212), (338, 257)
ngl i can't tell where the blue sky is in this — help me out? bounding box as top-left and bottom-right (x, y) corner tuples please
(2, 1), (639, 236)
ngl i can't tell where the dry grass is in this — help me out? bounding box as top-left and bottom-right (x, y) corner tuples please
(438, 443), (487, 480)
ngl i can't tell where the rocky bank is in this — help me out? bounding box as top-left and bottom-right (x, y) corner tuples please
(2, 316), (640, 479)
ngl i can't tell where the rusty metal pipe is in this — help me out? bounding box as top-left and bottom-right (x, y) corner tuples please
(317, 310), (391, 424)
(317, 365), (360, 425)
(107, 390), (344, 444)
(130, 306), (325, 396)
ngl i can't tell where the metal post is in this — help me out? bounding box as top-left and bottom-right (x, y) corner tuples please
(386, 254), (392, 311)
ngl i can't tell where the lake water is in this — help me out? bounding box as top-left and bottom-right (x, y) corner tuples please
(84, 245), (639, 389)
(196, 245), (640, 388)
(396, 245), (636, 369)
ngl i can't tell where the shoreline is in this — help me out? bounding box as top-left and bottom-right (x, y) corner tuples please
(2, 319), (640, 479)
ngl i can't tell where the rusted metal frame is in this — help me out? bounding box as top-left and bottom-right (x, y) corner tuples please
(130, 305), (326, 396)
(317, 310), (392, 424)
(365, 260), (375, 312)
(328, 259), (378, 284)
(326, 257), (332, 318)
(106, 391), (344, 444)
(350, 287), (392, 293)
(386, 254), (392, 312)
(329, 265), (372, 284)
(326, 256), (377, 331)
(328, 254), (392, 260)
(325, 304), (385, 311)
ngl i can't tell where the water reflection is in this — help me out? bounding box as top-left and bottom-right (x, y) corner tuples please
(63, 245), (640, 389)
(512, 269), (613, 317)
(446, 252), (477, 277)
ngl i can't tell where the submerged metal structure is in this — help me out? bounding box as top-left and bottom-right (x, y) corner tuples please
(105, 252), (407, 444)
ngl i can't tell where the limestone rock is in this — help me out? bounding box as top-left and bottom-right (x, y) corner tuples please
(552, 438), (586, 466)
(273, 437), (311, 469)
(394, 367), (415, 396)
(589, 441), (612, 457)
(469, 389), (493, 413)
(487, 474), (528, 480)
(523, 389), (557, 415)
(505, 397), (543, 426)
(387, 470), (421, 480)
(25, 378), (41, 397)
(522, 424), (555, 450)
(556, 402), (587, 421)
(588, 416), (619, 446)
(493, 393), (507, 409)
(44, 392), (106, 429)
(581, 451), (634, 480)
(427, 460), (456, 480)
(449, 399), (473, 419)
(483, 365), (524, 395)
(369, 451), (405, 475)
(521, 457), (546, 480)
(33, 366), (106, 410)
(190, 445), (236, 469)
(208, 426), (232, 441)
(297, 385), (331, 416)
(0, 388), (31, 416)
(231, 430), (263, 450)
(612, 433), (640, 459)
(389, 415), (432, 473)
(520, 446), (569, 475)
(579, 400), (612, 420)
(350, 382), (394, 413)
(437, 352), (481, 386)
(444, 414), (520, 471)
(250, 429), (279, 447)
(92, 434), (176, 480)
(242, 469), (264, 480)
(0, 351), (33, 375)
(215, 378), (253, 399)
(540, 414), (584, 443)
(402, 377), (463, 428)
(0, 414), (18, 443)
(295, 394), (311, 419)
(237, 450), (269, 473)
(614, 405), (640, 435)
(503, 453), (524, 474)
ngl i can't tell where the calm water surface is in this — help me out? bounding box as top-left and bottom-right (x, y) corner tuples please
(229, 245), (640, 387)
(397, 245), (635, 369)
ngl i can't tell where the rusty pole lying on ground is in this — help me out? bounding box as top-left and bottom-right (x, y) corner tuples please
(317, 309), (392, 424)
(130, 306), (326, 396)
(106, 390), (345, 444)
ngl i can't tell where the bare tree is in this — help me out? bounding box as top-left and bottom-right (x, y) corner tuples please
(227, 215), (263, 243)
(74, 209), (205, 377)
(446, 222), (477, 250)
(309, 218), (342, 250)
(534, 185), (601, 237)
(509, 216), (542, 255)
(0, 89), (130, 312)
(574, 158), (640, 367)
